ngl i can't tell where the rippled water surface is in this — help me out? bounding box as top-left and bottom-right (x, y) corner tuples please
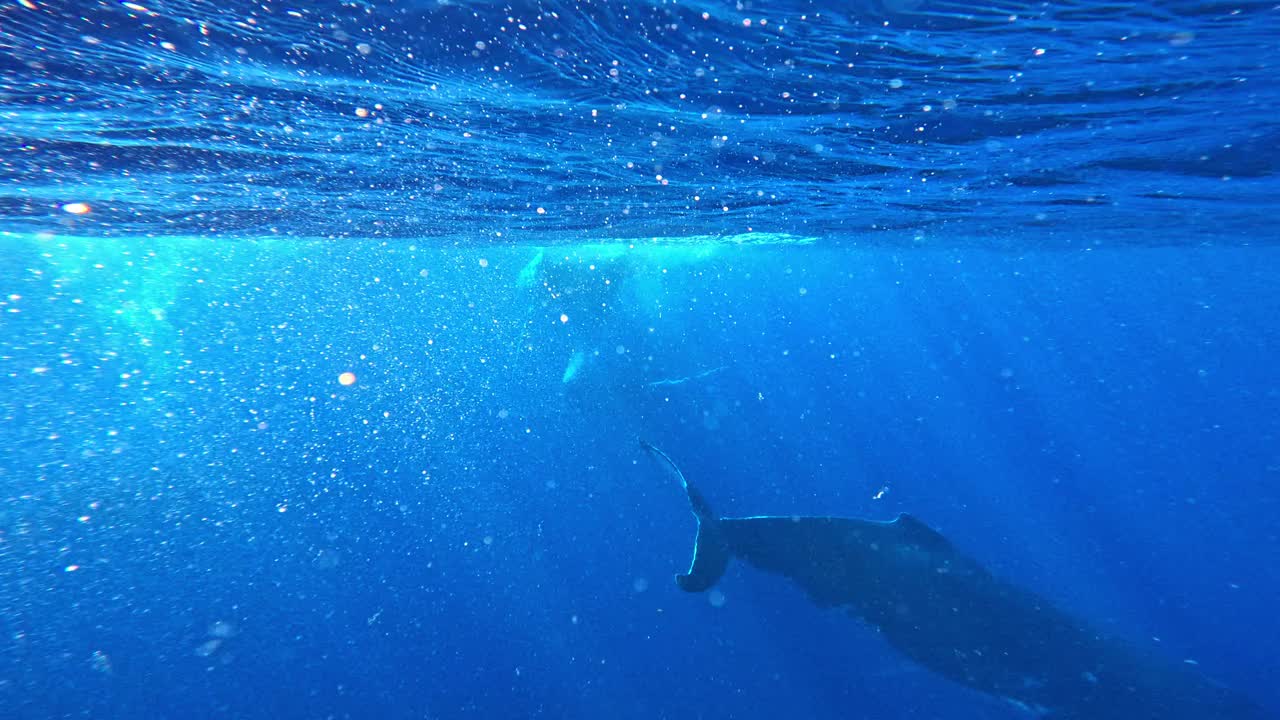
(4, 0), (1278, 245)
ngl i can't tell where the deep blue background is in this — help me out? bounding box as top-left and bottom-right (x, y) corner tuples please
(1, 240), (1277, 719)
(3, 0), (1280, 717)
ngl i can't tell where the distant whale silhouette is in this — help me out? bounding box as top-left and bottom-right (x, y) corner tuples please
(641, 440), (1271, 720)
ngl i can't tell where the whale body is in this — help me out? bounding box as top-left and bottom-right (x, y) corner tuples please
(641, 440), (1271, 720)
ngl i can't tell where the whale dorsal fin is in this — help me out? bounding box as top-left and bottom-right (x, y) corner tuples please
(892, 513), (953, 552)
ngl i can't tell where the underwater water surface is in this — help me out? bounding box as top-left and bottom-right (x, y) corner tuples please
(2, 1), (1279, 719)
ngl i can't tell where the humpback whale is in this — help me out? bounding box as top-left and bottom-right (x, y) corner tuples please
(641, 440), (1271, 720)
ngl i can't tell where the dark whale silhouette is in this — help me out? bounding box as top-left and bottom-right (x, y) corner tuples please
(641, 440), (1271, 720)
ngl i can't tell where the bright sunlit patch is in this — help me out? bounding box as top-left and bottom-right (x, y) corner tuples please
(18, 0), (38, 10)
(338, 372), (357, 386)
(61, 202), (91, 215)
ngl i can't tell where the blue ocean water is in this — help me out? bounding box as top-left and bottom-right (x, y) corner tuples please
(2, 1), (1279, 719)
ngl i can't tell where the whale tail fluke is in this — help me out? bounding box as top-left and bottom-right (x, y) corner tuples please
(639, 440), (731, 592)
